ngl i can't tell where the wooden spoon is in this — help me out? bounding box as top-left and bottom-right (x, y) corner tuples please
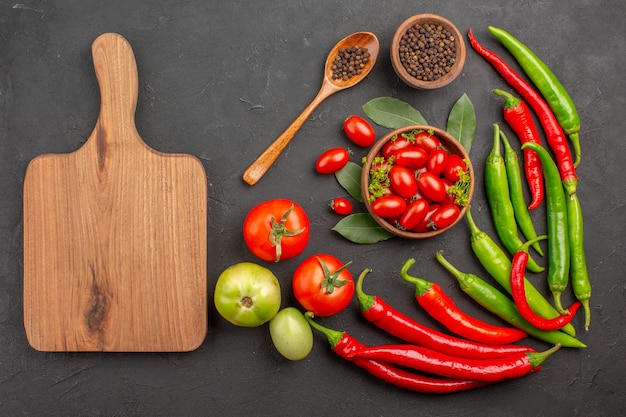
(242, 32), (379, 186)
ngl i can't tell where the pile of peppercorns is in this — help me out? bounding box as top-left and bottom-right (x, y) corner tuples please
(398, 23), (457, 81)
(331, 46), (370, 81)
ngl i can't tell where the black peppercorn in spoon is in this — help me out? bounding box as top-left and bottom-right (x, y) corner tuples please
(243, 31), (379, 186)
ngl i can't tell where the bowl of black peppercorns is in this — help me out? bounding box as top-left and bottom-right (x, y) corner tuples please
(391, 14), (466, 90)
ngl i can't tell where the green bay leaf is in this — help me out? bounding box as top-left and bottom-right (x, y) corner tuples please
(362, 97), (427, 129)
(332, 213), (395, 244)
(446, 93), (476, 153)
(335, 161), (363, 202)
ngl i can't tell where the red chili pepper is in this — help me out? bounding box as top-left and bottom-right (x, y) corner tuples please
(400, 258), (527, 345)
(354, 343), (560, 383)
(305, 313), (488, 394)
(510, 237), (582, 331)
(355, 269), (535, 359)
(492, 88), (544, 210)
(468, 28), (578, 196)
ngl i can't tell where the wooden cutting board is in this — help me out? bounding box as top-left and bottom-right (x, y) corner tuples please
(23, 33), (208, 352)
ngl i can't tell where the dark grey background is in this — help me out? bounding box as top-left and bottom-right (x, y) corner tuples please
(1, 1), (624, 416)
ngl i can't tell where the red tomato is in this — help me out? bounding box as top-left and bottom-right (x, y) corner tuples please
(398, 198), (430, 230)
(243, 199), (310, 262)
(343, 115), (376, 147)
(440, 178), (457, 205)
(371, 195), (407, 218)
(430, 204), (461, 229)
(389, 165), (418, 198)
(292, 254), (355, 317)
(316, 147), (349, 174)
(443, 154), (467, 182)
(414, 204), (440, 232)
(382, 136), (411, 158)
(392, 147), (428, 169)
(417, 171), (447, 202)
(413, 131), (441, 153)
(330, 198), (353, 215)
(426, 148), (448, 176)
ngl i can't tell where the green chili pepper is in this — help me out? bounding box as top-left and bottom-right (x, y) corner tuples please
(499, 129), (543, 256)
(488, 26), (581, 167)
(521, 142), (570, 315)
(485, 124), (543, 273)
(465, 207), (576, 337)
(566, 192), (591, 330)
(436, 251), (585, 348)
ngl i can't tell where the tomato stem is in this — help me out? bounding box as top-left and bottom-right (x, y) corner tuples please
(269, 204), (306, 262)
(317, 257), (352, 294)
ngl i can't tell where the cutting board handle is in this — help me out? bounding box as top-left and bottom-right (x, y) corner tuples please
(90, 33), (140, 146)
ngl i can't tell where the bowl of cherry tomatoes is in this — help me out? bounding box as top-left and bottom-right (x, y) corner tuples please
(361, 125), (474, 238)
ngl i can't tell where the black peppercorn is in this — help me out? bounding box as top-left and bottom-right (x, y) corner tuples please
(397, 23), (457, 82)
(332, 46), (369, 81)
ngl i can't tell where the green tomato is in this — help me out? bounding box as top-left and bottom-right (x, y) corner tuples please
(214, 262), (281, 327)
(269, 307), (313, 361)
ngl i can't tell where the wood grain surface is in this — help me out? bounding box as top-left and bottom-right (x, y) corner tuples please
(22, 33), (208, 352)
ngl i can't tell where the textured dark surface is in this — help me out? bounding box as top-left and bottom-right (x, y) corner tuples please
(1, 1), (624, 416)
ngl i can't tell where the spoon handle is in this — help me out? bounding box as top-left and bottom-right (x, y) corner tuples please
(243, 82), (337, 186)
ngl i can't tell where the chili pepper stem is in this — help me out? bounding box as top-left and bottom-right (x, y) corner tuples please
(400, 258), (431, 296)
(435, 251), (469, 289)
(519, 235), (548, 252)
(569, 133), (581, 167)
(355, 268), (375, 312)
(305, 312), (343, 348)
(528, 344), (562, 368)
(582, 300), (591, 331)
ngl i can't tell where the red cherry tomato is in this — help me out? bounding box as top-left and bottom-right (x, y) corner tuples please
(440, 178), (457, 205)
(430, 204), (461, 229)
(427, 148), (448, 176)
(371, 195), (407, 218)
(392, 147), (428, 169)
(417, 171), (447, 202)
(443, 154), (467, 182)
(343, 115), (376, 147)
(389, 165), (418, 198)
(382, 136), (411, 158)
(243, 199), (310, 262)
(292, 254), (354, 317)
(414, 204), (440, 232)
(315, 147), (349, 174)
(330, 198), (353, 215)
(414, 131), (441, 153)
(398, 198), (430, 230)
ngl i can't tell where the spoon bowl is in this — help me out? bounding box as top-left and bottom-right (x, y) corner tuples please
(243, 32), (379, 186)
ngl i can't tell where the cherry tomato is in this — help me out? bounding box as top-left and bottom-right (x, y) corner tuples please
(330, 198), (353, 215)
(382, 136), (411, 158)
(417, 171), (447, 202)
(398, 198), (430, 230)
(440, 178), (457, 205)
(392, 146), (428, 169)
(214, 262), (281, 327)
(430, 204), (461, 229)
(292, 254), (355, 317)
(371, 195), (407, 218)
(343, 115), (376, 147)
(243, 199), (310, 262)
(315, 147), (350, 174)
(443, 153), (467, 182)
(414, 204), (440, 232)
(414, 131), (441, 153)
(389, 165), (418, 198)
(426, 148), (448, 176)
